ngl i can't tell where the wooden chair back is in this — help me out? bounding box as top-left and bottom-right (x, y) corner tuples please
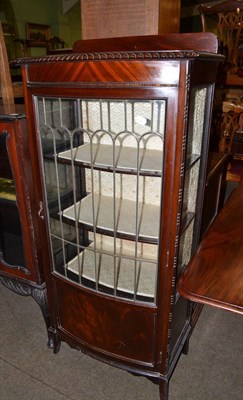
(198, 0), (243, 76)
(0, 22), (24, 114)
(219, 102), (243, 154)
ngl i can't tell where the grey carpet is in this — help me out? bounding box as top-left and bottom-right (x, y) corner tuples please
(0, 284), (242, 400)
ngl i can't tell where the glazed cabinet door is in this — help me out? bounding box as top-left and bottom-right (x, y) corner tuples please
(0, 115), (51, 342)
(0, 115), (42, 284)
(33, 94), (170, 364)
(36, 97), (165, 301)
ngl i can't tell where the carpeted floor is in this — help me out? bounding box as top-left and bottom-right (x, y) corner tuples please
(0, 283), (242, 400)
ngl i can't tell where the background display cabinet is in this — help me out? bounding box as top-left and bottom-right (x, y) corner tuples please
(0, 115), (51, 345)
(15, 33), (222, 399)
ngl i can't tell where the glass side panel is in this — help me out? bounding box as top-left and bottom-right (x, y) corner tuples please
(178, 86), (208, 275)
(177, 219), (195, 276)
(186, 87), (208, 160)
(182, 160), (201, 217)
(35, 97), (166, 304)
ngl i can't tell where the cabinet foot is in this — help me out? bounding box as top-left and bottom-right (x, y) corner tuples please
(48, 327), (61, 353)
(159, 379), (169, 400)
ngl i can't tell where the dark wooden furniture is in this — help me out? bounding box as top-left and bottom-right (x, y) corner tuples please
(201, 152), (231, 237)
(14, 33), (222, 399)
(0, 114), (51, 346)
(198, 1), (243, 182)
(219, 100), (243, 182)
(0, 23), (24, 114)
(198, 0), (243, 84)
(0, 126), (24, 267)
(186, 151), (231, 332)
(177, 177), (243, 315)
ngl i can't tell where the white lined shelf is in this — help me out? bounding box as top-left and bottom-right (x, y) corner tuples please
(66, 235), (157, 299)
(58, 143), (163, 174)
(62, 193), (160, 242)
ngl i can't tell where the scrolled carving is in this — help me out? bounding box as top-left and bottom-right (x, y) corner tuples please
(32, 285), (49, 319)
(0, 276), (31, 296)
(0, 257), (30, 275)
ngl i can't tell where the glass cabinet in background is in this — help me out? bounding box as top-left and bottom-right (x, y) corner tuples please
(14, 33), (222, 399)
(0, 115), (51, 345)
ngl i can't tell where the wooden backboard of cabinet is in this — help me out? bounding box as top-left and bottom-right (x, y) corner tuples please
(14, 33), (222, 399)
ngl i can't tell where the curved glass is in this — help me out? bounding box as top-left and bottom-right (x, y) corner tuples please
(35, 97), (166, 304)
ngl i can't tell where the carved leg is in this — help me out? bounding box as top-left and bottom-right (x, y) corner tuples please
(0, 276), (55, 349)
(48, 327), (61, 354)
(31, 285), (54, 349)
(159, 379), (169, 400)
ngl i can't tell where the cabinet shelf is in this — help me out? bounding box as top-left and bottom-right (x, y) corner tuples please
(62, 193), (160, 243)
(58, 143), (163, 176)
(42, 138), (67, 154)
(64, 235), (157, 300)
(46, 185), (75, 212)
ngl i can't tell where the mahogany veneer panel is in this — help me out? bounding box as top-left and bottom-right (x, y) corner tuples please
(55, 277), (156, 364)
(177, 185), (243, 315)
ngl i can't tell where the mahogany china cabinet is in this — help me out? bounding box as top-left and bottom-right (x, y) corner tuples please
(0, 115), (51, 344)
(13, 33), (222, 399)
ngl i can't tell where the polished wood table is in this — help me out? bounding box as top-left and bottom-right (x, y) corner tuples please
(177, 181), (243, 315)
